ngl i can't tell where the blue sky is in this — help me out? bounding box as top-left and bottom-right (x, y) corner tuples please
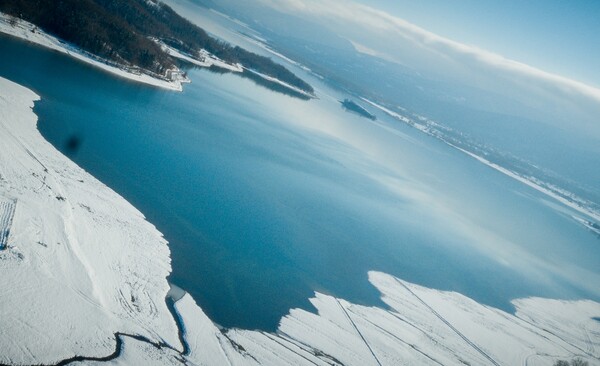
(356, 0), (600, 87)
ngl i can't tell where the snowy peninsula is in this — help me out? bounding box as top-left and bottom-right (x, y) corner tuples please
(0, 0), (314, 96)
(0, 13), (187, 91)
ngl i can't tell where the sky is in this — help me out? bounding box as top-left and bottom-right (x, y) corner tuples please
(354, 0), (600, 87)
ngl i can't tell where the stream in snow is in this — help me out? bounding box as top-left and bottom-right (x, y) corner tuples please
(1, 33), (599, 332)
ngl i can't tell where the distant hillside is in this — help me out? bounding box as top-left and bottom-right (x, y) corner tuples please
(0, 0), (313, 93)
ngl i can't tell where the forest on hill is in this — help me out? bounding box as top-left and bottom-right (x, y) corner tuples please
(0, 0), (314, 93)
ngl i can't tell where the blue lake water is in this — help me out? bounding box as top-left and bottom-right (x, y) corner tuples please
(1, 34), (599, 330)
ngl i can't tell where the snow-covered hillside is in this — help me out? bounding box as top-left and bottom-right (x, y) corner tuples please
(1, 76), (599, 365)
(0, 77), (180, 364)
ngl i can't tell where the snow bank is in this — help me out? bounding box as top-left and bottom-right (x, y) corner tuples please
(0, 77), (180, 364)
(0, 13), (185, 91)
(110, 273), (600, 365)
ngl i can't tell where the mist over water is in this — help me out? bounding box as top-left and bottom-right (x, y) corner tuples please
(1, 34), (599, 331)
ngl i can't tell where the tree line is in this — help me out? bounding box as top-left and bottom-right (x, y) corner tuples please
(1, 0), (313, 93)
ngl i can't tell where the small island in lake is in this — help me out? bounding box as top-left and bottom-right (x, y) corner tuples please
(340, 99), (376, 120)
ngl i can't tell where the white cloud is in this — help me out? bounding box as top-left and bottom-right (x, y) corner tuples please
(259, 0), (600, 112)
(348, 39), (401, 64)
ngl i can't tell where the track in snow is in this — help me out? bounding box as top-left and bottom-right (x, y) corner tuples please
(393, 278), (501, 366)
(0, 199), (16, 250)
(335, 298), (383, 366)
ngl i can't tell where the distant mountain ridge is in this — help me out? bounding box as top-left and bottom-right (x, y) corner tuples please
(0, 0), (314, 93)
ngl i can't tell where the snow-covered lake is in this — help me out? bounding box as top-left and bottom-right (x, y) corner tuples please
(1, 33), (599, 334)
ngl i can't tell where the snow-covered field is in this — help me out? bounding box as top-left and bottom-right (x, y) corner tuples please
(0, 77), (180, 364)
(0, 13), (186, 91)
(1, 76), (599, 365)
(77, 273), (600, 366)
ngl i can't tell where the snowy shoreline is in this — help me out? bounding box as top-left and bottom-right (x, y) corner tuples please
(155, 38), (317, 99)
(1, 77), (598, 364)
(154, 37), (244, 73)
(0, 13), (187, 91)
(361, 97), (600, 225)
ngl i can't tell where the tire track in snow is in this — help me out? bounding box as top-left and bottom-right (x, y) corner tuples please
(261, 332), (327, 365)
(515, 315), (600, 361)
(349, 308), (446, 366)
(277, 331), (346, 365)
(334, 298), (383, 366)
(393, 278), (501, 366)
(0, 199), (16, 250)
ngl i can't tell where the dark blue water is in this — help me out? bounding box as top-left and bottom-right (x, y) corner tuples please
(2, 34), (599, 330)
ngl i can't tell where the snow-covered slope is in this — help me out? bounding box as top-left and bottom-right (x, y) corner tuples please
(93, 272), (600, 366)
(0, 77), (180, 364)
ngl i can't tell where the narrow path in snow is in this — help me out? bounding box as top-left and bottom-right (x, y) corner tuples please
(351, 309), (446, 366)
(277, 331), (346, 365)
(0, 199), (16, 250)
(516, 315), (600, 362)
(261, 332), (325, 366)
(393, 278), (501, 366)
(335, 298), (383, 366)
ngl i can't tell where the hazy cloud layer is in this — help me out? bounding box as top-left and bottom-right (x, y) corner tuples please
(259, 0), (600, 134)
